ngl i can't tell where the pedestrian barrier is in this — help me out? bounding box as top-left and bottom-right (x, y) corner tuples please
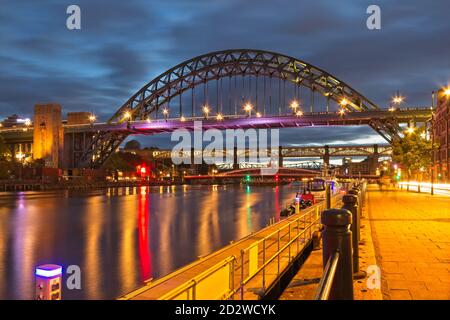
(398, 181), (450, 196)
(314, 181), (367, 300)
(158, 256), (237, 300)
(314, 250), (340, 300)
(158, 192), (344, 300)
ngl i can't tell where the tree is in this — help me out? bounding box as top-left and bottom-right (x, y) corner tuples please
(0, 135), (11, 161)
(392, 127), (438, 180)
(124, 139), (141, 150)
(0, 136), (12, 179)
(103, 152), (136, 172)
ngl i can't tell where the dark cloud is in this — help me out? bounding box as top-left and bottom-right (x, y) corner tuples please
(1, 0), (449, 147)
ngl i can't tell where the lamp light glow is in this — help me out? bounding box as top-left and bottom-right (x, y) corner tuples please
(35, 265), (62, 278)
(392, 95), (404, 104)
(243, 103), (253, 112)
(406, 126), (415, 134)
(290, 100), (299, 109)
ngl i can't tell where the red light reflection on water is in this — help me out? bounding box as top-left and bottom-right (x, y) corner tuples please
(137, 187), (152, 281)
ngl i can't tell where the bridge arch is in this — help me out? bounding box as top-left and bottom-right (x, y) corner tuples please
(83, 49), (383, 168)
(110, 49), (378, 123)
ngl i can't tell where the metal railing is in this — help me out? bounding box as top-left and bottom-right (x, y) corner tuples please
(233, 204), (322, 299)
(159, 193), (343, 300)
(158, 256), (236, 300)
(314, 250), (340, 300)
(231, 193), (342, 299)
(399, 181), (450, 196)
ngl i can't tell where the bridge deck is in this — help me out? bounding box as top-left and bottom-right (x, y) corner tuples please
(119, 198), (340, 300)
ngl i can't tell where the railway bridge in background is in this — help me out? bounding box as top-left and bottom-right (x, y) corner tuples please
(0, 49), (432, 170)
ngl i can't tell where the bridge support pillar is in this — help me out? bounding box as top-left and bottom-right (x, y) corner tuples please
(190, 147), (199, 174)
(33, 103), (63, 168)
(278, 146), (283, 168)
(233, 147), (239, 170)
(368, 144), (379, 175)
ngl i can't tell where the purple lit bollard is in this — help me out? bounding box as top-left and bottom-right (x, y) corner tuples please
(35, 264), (62, 300)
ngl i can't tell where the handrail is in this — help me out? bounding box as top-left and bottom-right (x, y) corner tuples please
(314, 250), (340, 300)
(234, 192), (343, 298)
(158, 255), (236, 300)
(154, 192), (344, 300)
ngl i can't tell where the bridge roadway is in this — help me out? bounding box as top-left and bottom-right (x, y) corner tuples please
(66, 109), (431, 134)
(119, 194), (343, 300)
(0, 108), (431, 136)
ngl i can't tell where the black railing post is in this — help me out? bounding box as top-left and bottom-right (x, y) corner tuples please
(342, 194), (362, 277)
(321, 209), (354, 300)
(348, 188), (362, 232)
(325, 183), (331, 209)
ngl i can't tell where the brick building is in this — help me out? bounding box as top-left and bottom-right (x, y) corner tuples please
(433, 89), (450, 182)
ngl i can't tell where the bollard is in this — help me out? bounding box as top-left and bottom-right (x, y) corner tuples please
(342, 194), (363, 278)
(321, 209), (354, 300)
(349, 186), (363, 213)
(347, 189), (360, 218)
(35, 264), (62, 300)
(294, 195), (300, 214)
(325, 183), (331, 209)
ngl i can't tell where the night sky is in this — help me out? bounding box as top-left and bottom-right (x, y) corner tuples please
(1, 0), (449, 148)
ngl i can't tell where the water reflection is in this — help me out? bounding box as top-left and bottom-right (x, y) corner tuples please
(197, 186), (220, 256)
(138, 187), (151, 281)
(0, 184), (297, 299)
(84, 196), (103, 299)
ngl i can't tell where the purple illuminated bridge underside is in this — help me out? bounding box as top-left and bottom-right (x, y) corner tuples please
(63, 109), (431, 135)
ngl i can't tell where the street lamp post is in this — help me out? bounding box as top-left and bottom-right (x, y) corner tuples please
(430, 90), (437, 195)
(162, 108), (169, 121)
(202, 106), (210, 119)
(89, 114), (96, 125)
(244, 103), (253, 117)
(290, 100), (299, 115)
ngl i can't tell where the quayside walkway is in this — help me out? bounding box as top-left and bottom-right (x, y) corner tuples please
(367, 186), (450, 300)
(121, 184), (450, 300)
(280, 184), (450, 300)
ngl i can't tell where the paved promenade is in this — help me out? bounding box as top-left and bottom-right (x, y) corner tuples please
(367, 186), (450, 300)
(280, 189), (382, 300)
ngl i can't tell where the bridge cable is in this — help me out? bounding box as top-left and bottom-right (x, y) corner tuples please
(283, 77), (286, 114)
(191, 86), (195, 117)
(256, 73), (258, 113)
(278, 77), (281, 115)
(263, 74), (266, 116)
(228, 75), (232, 115)
(216, 78), (219, 114)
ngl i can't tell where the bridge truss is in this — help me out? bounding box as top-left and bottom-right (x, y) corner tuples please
(78, 49), (430, 168)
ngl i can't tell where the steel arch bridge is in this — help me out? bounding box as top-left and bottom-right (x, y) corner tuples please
(80, 49), (420, 168)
